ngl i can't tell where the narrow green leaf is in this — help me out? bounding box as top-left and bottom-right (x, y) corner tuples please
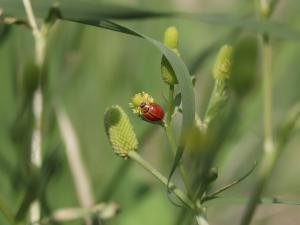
(207, 196), (300, 206)
(1, 0), (173, 21)
(2, 0), (300, 41)
(202, 162), (257, 202)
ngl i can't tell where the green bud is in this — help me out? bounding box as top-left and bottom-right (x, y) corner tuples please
(205, 45), (232, 125)
(257, 0), (279, 19)
(163, 26), (178, 49)
(213, 45), (233, 80)
(104, 105), (138, 158)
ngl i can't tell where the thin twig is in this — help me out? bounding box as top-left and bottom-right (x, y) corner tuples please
(56, 105), (95, 225)
(22, 0), (39, 34)
(35, 202), (119, 225)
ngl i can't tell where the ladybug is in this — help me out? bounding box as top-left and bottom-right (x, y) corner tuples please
(140, 102), (164, 122)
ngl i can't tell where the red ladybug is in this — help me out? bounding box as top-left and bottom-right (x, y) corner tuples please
(140, 102), (164, 122)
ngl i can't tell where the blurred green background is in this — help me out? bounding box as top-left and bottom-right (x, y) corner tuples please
(1, 0), (300, 224)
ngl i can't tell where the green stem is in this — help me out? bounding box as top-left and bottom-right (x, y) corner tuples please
(240, 1), (275, 224)
(167, 85), (175, 124)
(204, 80), (218, 125)
(164, 123), (193, 195)
(163, 85), (193, 195)
(204, 80), (227, 126)
(128, 151), (194, 210)
(22, 0), (46, 224)
(262, 37), (273, 149)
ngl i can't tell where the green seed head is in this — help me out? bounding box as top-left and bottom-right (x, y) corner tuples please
(213, 45), (233, 80)
(164, 26), (179, 49)
(104, 105), (138, 158)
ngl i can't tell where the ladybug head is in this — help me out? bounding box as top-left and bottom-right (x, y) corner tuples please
(140, 102), (150, 113)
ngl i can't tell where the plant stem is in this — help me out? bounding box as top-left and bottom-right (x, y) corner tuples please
(164, 85), (192, 195)
(167, 85), (175, 124)
(262, 36), (273, 152)
(164, 124), (192, 195)
(240, 1), (275, 224)
(22, 0), (47, 224)
(164, 124), (209, 225)
(128, 151), (194, 210)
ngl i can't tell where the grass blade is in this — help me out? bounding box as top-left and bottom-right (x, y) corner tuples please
(207, 196), (300, 206)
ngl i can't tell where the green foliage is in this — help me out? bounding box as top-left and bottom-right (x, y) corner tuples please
(0, 1), (300, 225)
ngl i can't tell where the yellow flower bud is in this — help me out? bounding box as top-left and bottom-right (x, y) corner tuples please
(104, 105), (138, 158)
(213, 45), (233, 80)
(163, 26), (179, 49)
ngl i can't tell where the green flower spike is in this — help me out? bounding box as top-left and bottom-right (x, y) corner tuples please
(104, 105), (138, 158)
(213, 45), (233, 81)
(204, 45), (233, 125)
(161, 26), (180, 85)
